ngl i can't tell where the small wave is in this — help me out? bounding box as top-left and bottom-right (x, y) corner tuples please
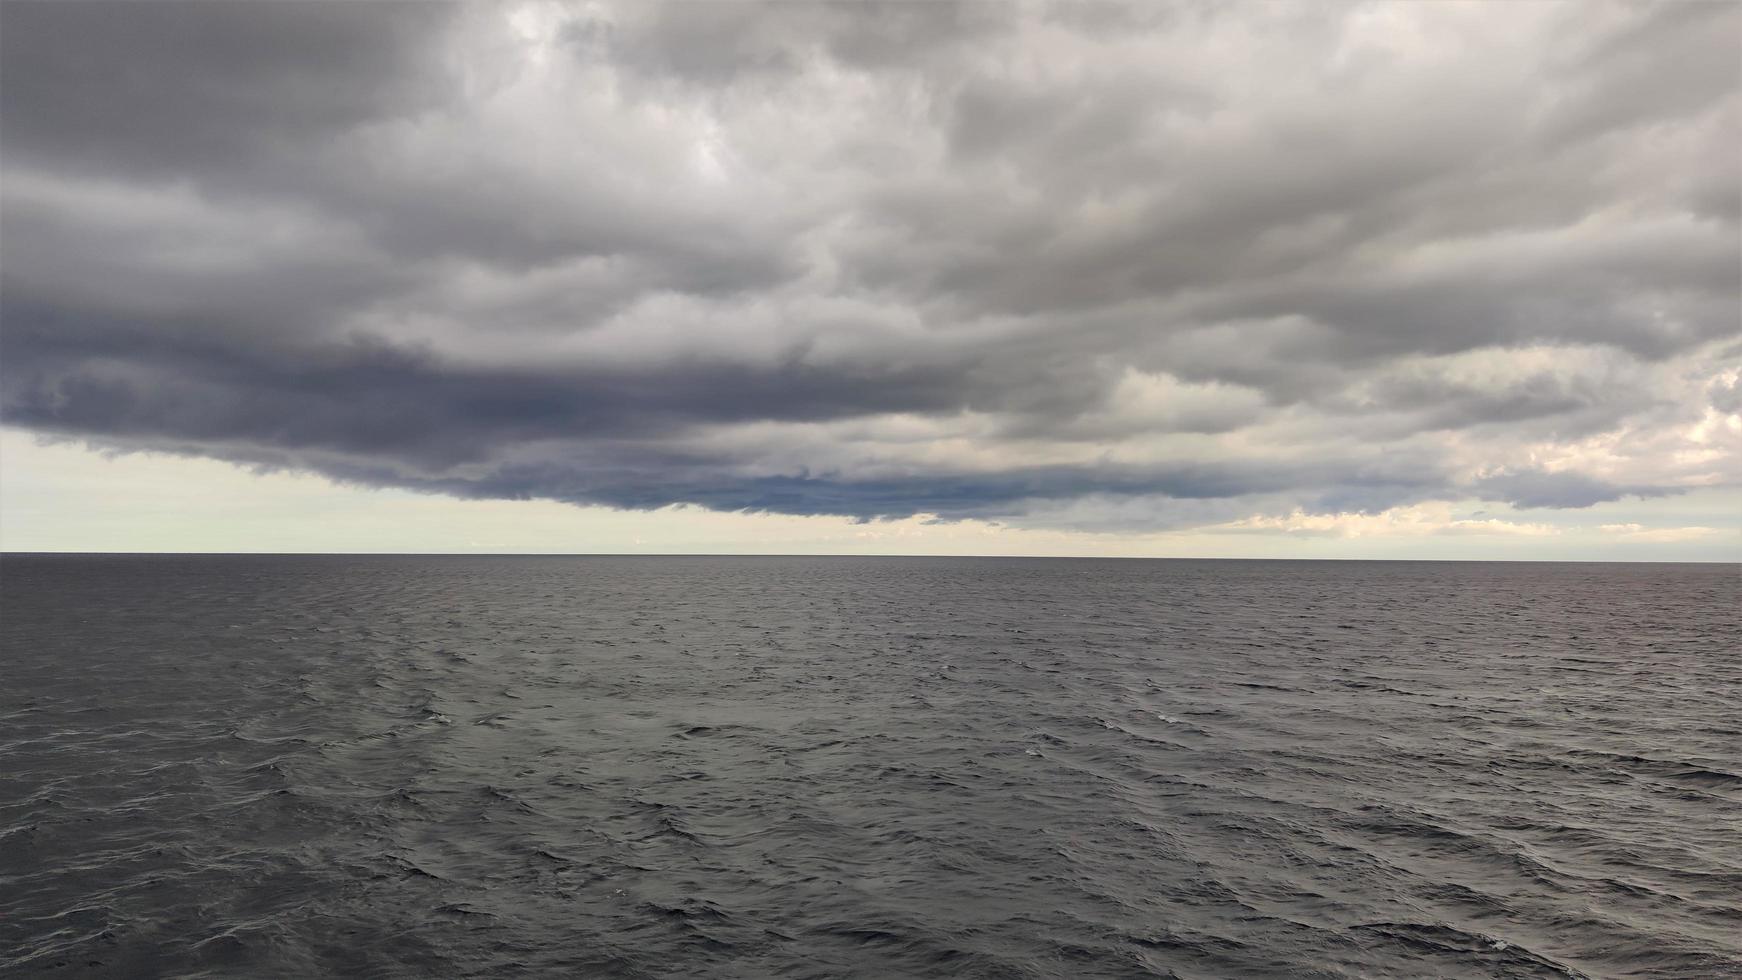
(1350, 922), (1589, 977)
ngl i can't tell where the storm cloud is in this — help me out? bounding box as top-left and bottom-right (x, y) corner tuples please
(2, 1), (1737, 529)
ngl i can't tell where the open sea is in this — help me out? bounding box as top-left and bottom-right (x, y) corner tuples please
(1, 555), (1738, 979)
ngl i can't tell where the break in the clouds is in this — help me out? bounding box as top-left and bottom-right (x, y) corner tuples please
(2, 1), (1738, 533)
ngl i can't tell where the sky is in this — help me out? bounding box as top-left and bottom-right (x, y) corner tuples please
(0, 1), (1738, 559)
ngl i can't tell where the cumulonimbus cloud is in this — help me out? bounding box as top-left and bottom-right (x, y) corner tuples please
(2, 1), (1737, 529)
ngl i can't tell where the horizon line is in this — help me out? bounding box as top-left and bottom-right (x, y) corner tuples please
(1, 551), (1734, 565)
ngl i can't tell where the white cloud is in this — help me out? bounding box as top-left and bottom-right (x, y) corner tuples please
(1599, 523), (1724, 543)
(1213, 503), (1559, 539)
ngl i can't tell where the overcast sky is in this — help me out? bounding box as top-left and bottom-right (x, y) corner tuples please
(1, 1), (1737, 558)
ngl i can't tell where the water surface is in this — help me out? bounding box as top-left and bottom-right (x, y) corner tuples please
(3, 556), (1738, 978)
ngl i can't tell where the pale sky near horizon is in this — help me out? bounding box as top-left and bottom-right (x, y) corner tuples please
(1, 2), (1738, 559)
(4, 431), (1736, 560)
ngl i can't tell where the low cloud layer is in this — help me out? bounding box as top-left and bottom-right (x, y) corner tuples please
(3, 1), (1737, 530)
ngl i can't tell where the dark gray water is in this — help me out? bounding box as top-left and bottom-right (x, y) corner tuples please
(2, 556), (1738, 979)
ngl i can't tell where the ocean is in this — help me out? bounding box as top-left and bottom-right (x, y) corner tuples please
(2, 555), (1738, 978)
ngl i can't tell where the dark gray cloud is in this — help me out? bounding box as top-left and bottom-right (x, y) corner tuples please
(0, 1), (458, 178)
(2, 1), (1737, 529)
(1472, 468), (1671, 511)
